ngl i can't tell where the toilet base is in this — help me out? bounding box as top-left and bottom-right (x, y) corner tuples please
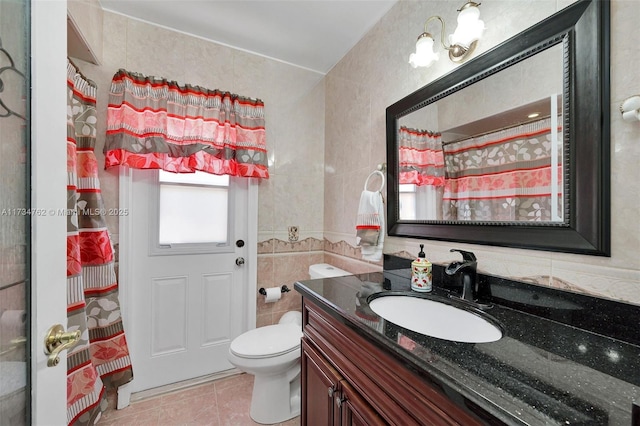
(249, 369), (301, 424)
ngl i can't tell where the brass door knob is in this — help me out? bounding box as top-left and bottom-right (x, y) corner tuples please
(44, 324), (81, 367)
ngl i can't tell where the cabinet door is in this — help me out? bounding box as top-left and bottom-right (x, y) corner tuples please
(302, 338), (342, 426)
(339, 380), (387, 426)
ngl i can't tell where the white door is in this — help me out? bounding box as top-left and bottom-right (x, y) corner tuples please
(30, 0), (68, 424)
(122, 168), (256, 393)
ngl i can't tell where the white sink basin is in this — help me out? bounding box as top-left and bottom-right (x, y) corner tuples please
(368, 294), (503, 343)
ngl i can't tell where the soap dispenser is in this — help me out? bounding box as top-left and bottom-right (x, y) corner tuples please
(411, 244), (432, 292)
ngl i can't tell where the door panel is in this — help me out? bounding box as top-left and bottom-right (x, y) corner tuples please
(340, 380), (386, 426)
(202, 273), (233, 344)
(301, 339), (341, 426)
(128, 169), (251, 392)
(30, 1), (68, 424)
(151, 276), (188, 355)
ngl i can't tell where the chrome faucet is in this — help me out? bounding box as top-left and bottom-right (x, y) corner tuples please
(445, 249), (478, 303)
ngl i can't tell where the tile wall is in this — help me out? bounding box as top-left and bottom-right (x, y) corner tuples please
(74, 10), (376, 327)
(324, 0), (640, 306)
(256, 237), (381, 327)
(78, 0), (639, 336)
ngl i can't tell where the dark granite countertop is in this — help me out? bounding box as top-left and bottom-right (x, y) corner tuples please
(294, 257), (640, 425)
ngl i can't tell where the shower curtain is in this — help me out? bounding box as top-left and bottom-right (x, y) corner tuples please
(442, 117), (562, 221)
(67, 60), (133, 425)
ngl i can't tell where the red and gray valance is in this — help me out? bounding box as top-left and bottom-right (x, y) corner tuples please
(104, 69), (269, 178)
(398, 126), (445, 187)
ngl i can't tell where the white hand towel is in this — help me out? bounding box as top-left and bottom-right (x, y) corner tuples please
(356, 190), (385, 261)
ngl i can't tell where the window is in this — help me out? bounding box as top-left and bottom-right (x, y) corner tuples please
(399, 184), (417, 220)
(152, 170), (233, 254)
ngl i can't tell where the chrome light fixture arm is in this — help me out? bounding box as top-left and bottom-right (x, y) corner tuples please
(422, 15), (448, 50)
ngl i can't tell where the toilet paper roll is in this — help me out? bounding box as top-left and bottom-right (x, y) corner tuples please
(264, 287), (282, 303)
(622, 110), (640, 122)
(0, 310), (26, 344)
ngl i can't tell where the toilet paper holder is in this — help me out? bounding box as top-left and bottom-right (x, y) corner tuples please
(259, 285), (291, 295)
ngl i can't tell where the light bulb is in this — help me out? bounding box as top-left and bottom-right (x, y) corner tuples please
(450, 5), (485, 47)
(408, 34), (439, 68)
(457, 5), (480, 24)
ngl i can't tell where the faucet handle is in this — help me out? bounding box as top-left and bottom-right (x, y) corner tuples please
(449, 249), (477, 263)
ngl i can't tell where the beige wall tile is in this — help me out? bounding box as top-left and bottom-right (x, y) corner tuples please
(67, 0), (104, 63)
(325, 0), (640, 305)
(85, 0), (640, 336)
(125, 20), (188, 79)
(82, 10), (327, 324)
(181, 37), (235, 92)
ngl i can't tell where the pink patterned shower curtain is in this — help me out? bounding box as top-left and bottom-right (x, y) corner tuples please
(442, 117), (563, 221)
(67, 60), (133, 425)
(103, 69), (268, 178)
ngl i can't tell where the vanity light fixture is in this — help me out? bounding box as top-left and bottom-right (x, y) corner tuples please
(620, 95), (640, 122)
(409, 1), (485, 68)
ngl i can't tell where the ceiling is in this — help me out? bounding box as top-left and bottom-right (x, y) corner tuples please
(99, 0), (398, 74)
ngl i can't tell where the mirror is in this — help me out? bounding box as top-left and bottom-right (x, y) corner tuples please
(398, 44), (564, 223)
(386, 0), (610, 256)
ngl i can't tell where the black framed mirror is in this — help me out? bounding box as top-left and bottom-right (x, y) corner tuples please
(386, 0), (610, 256)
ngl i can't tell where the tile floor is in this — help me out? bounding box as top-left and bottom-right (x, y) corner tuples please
(99, 373), (300, 426)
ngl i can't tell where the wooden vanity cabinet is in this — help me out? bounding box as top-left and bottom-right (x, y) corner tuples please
(301, 298), (486, 426)
(302, 338), (384, 425)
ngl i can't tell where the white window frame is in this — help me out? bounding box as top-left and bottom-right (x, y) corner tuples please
(149, 170), (236, 256)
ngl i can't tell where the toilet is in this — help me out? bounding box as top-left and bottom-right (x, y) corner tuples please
(227, 264), (350, 424)
(228, 311), (303, 424)
(308, 263), (352, 280)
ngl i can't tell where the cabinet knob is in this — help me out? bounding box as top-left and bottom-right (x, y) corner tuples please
(336, 396), (345, 408)
(328, 386), (334, 397)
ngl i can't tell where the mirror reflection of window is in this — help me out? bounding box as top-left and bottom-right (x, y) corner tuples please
(399, 184), (416, 220)
(397, 126), (445, 221)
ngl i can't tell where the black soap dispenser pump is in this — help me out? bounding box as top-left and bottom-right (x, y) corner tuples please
(411, 244), (432, 292)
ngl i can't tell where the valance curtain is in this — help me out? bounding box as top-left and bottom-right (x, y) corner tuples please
(67, 61), (133, 425)
(442, 117), (562, 221)
(104, 69), (269, 178)
(398, 126), (445, 187)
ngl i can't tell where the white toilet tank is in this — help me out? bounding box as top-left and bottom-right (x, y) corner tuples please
(278, 311), (302, 326)
(309, 263), (351, 279)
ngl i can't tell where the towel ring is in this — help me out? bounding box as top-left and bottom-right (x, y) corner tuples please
(364, 170), (385, 192)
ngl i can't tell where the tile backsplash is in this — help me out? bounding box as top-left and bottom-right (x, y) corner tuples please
(256, 237), (381, 326)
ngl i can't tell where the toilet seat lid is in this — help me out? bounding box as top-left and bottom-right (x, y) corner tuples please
(230, 323), (302, 359)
